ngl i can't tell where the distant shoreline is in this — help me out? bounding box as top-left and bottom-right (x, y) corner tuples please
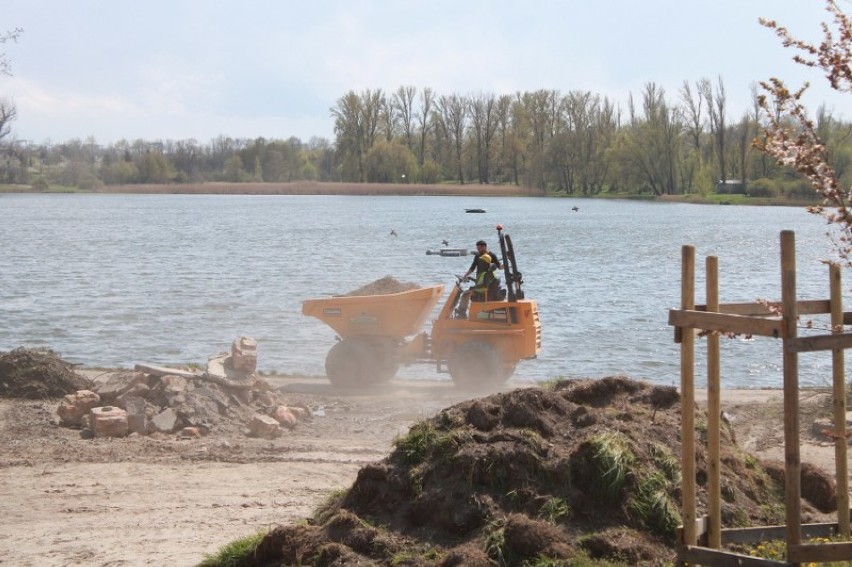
(0, 181), (819, 206)
(0, 181), (538, 197)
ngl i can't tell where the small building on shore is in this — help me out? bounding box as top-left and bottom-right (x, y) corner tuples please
(715, 179), (746, 194)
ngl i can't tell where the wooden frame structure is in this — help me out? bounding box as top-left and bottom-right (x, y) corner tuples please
(669, 231), (851, 566)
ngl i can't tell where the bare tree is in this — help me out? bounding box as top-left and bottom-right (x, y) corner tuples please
(0, 28), (23, 76)
(757, 0), (852, 264)
(469, 92), (497, 183)
(438, 94), (468, 184)
(0, 28), (23, 145)
(393, 86), (416, 151)
(679, 80), (705, 163)
(416, 88), (434, 167)
(701, 76), (728, 184)
(0, 99), (17, 143)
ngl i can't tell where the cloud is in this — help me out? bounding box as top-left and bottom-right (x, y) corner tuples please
(135, 61), (225, 115)
(9, 77), (135, 119)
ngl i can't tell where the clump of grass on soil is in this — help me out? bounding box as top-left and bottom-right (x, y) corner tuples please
(196, 530), (266, 567)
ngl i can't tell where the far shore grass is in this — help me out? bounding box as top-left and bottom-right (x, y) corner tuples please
(0, 181), (820, 207)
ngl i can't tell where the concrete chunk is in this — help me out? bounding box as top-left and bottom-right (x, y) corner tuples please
(150, 408), (180, 433)
(134, 363), (200, 379)
(127, 413), (148, 435)
(115, 383), (151, 409)
(96, 372), (147, 402)
(57, 390), (101, 426)
(123, 395), (147, 416)
(271, 406), (297, 429)
(248, 414), (280, 438)
(90, 406), (129, 438)
(230, 336), (258, 373)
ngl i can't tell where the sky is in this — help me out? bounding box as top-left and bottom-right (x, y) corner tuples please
(2, 0), (850, 146)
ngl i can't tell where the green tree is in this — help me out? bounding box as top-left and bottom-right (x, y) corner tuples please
(135, 150), (175, 184)
(100, 160), (138, 184)
(223, 154), (246, 182)
(364, 139), (417, 183)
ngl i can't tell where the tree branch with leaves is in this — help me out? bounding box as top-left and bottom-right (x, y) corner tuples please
(756, 1), (852, 265)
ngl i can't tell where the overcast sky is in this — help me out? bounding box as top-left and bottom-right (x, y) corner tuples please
(3, 1), (849, 146)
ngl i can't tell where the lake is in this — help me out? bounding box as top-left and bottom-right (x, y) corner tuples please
(0, 193), (846, 388)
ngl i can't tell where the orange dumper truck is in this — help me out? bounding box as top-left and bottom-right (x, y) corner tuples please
(302, 226), (541, 388)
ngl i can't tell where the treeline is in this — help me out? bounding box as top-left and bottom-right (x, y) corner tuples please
(4, 79), (851, 197)
(3, 135), (336, 190)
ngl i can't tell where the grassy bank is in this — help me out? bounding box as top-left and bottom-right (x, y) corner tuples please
(549, 190), (819, 207)
(1, 181), (820, 206)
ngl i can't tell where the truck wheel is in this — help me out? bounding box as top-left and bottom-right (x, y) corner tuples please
(448, 341), (505, 389)
(325, 339), (398, 387)
(372, 341), (400, 383)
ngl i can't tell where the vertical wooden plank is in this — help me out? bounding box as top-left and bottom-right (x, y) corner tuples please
(707, 255), (722, 549)
(681, 245), (697, 546)
(830, 263), (850, 537)
(780, 230), (801, 555)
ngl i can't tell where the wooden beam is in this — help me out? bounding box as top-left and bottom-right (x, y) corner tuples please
(669, 309), (784, 338)
(707, 256), (722, 550)
(719, 522), (840, 544)
(694, 298), (834, 316)
(680, 546), (785, 567)
(781, 230), (802, 548)
(680, 245), (697, 547)
(788, 542), (852, 563)
(830, 263), (850, 538)
(785, 333), (852, 353)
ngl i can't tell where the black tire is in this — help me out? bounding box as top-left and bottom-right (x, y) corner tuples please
(325, 338), (398, 388)
(448, 341), (506, 389)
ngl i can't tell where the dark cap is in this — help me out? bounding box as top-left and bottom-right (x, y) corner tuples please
(476, 240), (487, 246)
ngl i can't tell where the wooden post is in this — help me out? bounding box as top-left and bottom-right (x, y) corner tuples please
(780, 230), (801, 555)
(681, 245), (697, 546)
(830, 263), (850, 537)
(706, 255), (722, 549)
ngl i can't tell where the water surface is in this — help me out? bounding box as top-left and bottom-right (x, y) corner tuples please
(0, 193), (844, 388)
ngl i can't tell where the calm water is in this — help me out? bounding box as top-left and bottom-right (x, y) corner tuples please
(0, 193), (847, 388)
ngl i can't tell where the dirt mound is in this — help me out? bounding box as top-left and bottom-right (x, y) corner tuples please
(247, 376), (828, 566)
(0, 348), (93, 399)
(340, 276), (421, 297)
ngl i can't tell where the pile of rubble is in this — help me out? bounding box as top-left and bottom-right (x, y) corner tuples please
(56, 337), (308, 439)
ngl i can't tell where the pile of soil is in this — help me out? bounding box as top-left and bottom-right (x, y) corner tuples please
(0, 347), (93, 399)
(340, 276), (421, 297)
(249, 376), (836, 566)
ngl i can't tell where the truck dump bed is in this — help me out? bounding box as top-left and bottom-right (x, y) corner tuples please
(302, 284), (445, 340)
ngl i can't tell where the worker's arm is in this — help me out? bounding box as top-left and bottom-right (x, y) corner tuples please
(462, 255), (478, 279)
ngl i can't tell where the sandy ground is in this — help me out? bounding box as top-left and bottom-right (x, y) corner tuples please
(0, 373), (848, 567)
